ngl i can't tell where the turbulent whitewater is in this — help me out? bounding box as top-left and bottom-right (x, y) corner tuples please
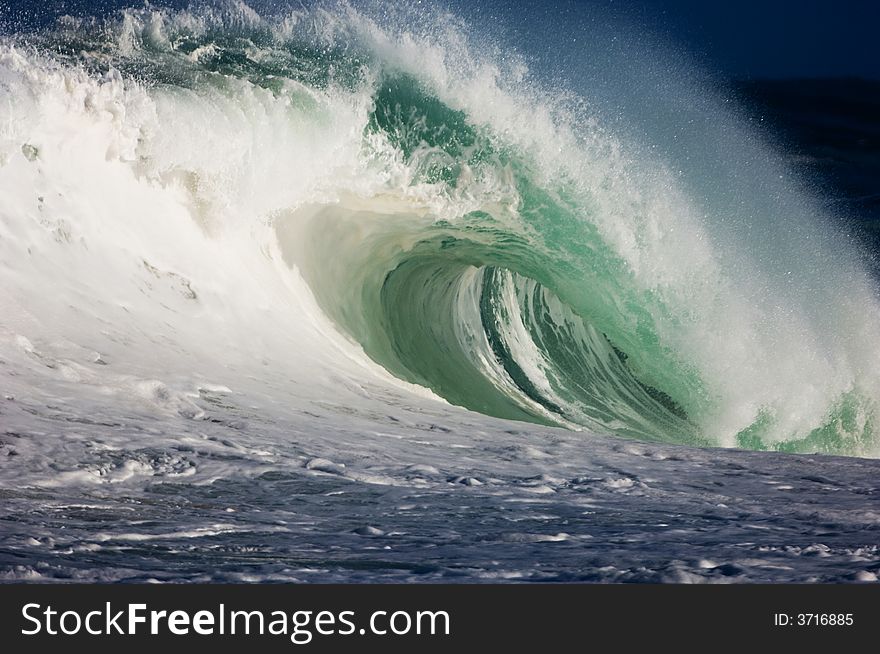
(1, 1), (879, 583)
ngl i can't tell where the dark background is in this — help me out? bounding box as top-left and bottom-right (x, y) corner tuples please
(624, 0), (880, 80)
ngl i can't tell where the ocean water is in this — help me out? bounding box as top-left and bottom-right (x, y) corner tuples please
(1, 0), (879, 583)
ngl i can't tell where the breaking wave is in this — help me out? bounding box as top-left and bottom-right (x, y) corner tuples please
(2, 0), (880, 456)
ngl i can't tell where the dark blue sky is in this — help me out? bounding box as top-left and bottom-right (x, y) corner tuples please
(630, 0), (880, 79)
(457, 0), (880, 80)
(4, 0), (879, 79)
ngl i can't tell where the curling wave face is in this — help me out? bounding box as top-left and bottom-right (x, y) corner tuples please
(2, 1), (880, 456)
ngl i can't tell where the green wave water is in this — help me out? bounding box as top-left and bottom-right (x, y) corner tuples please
(11, 1), (880, 456)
